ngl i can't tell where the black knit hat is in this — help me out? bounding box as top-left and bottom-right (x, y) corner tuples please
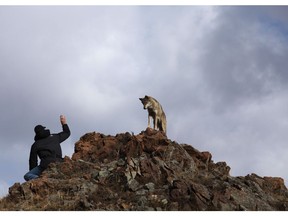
(34, 125), (46, 134)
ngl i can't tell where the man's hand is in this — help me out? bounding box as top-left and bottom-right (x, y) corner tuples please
(60, 115), (67, 125)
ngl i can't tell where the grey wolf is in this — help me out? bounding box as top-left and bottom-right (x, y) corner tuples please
(139, 95), (167, 135)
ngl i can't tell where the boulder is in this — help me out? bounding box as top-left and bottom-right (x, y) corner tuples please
(1, 128), (287, 210)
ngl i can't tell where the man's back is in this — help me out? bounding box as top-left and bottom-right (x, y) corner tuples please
(32, 134), (63, 169)
(24, 115), (70, 181)
(29, 120), (70, 170)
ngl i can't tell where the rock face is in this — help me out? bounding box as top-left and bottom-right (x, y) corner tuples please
(1, 128), (288, 210)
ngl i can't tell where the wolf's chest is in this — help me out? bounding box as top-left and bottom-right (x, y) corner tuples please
(147, 108), (157, 116)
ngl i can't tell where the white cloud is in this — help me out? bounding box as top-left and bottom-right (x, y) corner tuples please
(0, 181), (9, 198)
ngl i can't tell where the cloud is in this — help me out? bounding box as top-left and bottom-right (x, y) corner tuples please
(1, 6), (288, 189)
(0, 180), (9, 198)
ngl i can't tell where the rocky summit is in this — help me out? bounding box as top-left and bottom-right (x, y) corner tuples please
(1, 128), (288, 211)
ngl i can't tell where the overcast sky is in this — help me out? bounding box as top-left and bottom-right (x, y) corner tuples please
(1, 5), (288, 197)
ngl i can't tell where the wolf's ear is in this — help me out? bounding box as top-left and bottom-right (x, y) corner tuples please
(145, 95), (148, 98)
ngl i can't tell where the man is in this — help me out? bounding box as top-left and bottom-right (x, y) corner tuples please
(24, 115), (71, 181)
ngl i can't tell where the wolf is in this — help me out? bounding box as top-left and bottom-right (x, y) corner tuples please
(139, 95), (167, 135)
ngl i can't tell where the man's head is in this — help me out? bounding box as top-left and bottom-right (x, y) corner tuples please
(34, 125), (46, 133)
(34, 124), (50, 141)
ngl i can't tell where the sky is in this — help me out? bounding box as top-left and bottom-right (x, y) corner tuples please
(1, 5), (288, 198)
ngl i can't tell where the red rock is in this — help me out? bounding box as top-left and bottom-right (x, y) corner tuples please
(1, 128), (288, 211)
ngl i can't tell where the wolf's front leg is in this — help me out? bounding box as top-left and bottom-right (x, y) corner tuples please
(153, 117), (158, 130)
(148, 115), (151, 128)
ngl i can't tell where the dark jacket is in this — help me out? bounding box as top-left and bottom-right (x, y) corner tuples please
(29, 124), (71, 170)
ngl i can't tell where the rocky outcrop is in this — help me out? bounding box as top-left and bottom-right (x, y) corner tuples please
(1, 128), (288, 210)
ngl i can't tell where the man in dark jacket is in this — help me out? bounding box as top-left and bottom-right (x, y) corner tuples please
(24, 115), (71, 181)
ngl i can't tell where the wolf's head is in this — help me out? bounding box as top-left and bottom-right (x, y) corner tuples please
(139, 95), (152, 110)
